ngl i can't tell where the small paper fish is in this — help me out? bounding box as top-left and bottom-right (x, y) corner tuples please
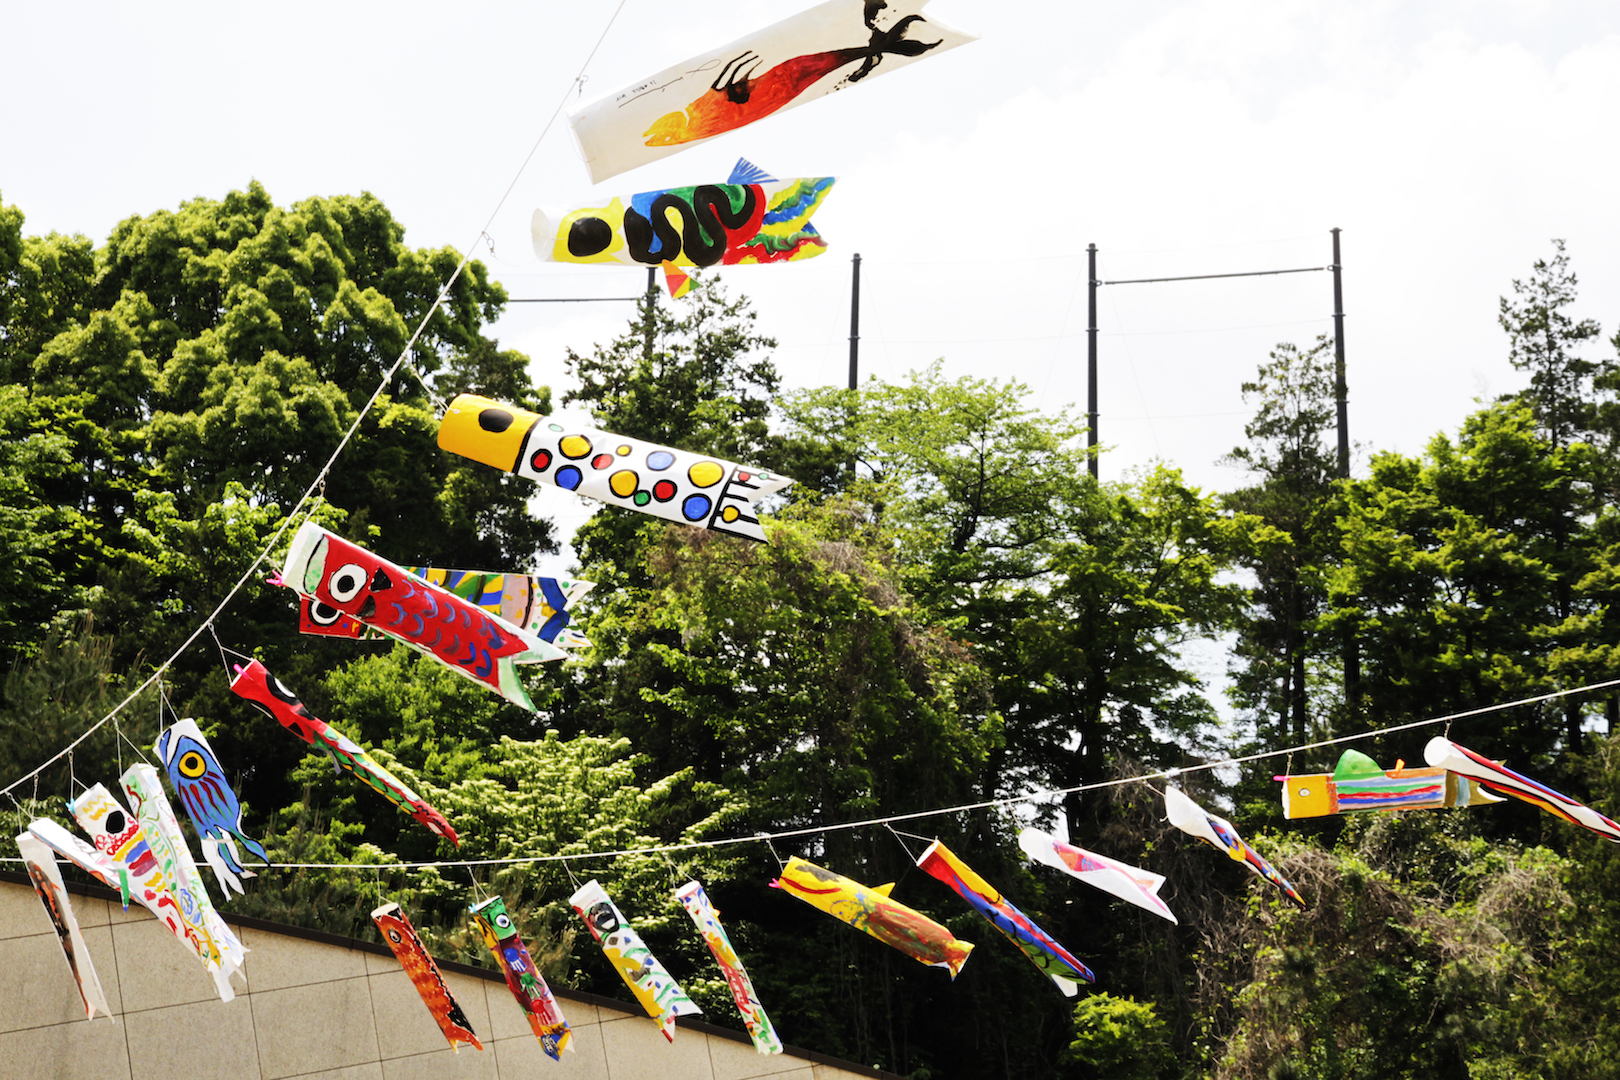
(1017, 828), (1178, 924)
(772, 856), (973, 977)
(15, 832), (114, 1021)
(154, 718), (270, 897)
(229, 659), (459, 845)
(916, 840), (1092, 995)
(1425, 736), (1620, 842)
(1276, 748), (1503, 819)
(570, 879), (701, 1041)
(469, 895), (572, 1060)
(1165, 786), (1304, 908)
(374, 902), (483, 1052)
(676, 880), (782, 1053)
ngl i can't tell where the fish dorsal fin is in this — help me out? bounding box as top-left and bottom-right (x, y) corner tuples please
(1333, 748), (1384, 780)
(872, 882), (895, 898)
(727, 158), (776, 185)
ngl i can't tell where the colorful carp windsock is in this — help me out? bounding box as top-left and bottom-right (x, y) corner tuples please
(229, 659), (459, 846)
(299, 568), (592, 651)
(24, 818), (132, 906)
(121, 763), (248, 997)
(916, 841), (1092, 995)
(570, 879), (701, 1042)
(154, 718), (269, 897)
(1165, 786), (1305, 908)
(1017, 828), (1178, 924)
(675, 880), (781, 1053)
(469, 895), (572, 1060)
(567, 0), (976, 183)
(437, 394), (793, 544)
(15, 831), (114, 1021)
(772, 856), (974, 978)
(1276, 747), (1503, 820)
(1425, 736), (1620, 842)
(70, 783), (238, 1001)
(280, 521), (561, 712)
(373, 902), (483, 1052)
(533, 158), (835, 297)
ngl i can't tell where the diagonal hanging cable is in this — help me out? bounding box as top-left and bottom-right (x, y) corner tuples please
(0, 0), (630, 800)
(6, 676), (1595, 871)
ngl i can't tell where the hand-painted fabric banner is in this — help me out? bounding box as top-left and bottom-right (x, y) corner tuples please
(675, 880), (781, 1053)
(229, 659), (460, 845)
(533, 159), (835, 297)
(299, 568), (593, 650)
(15, 832), (114, 1021)
(570, 879), (700, 1042)
(469, 895), (572, 1060)
(567, 0), (976, 182)
(1424, 736), (1620, 842)
(1017, 828), (1177, 924)
(70, 784), (237, 1001)
(1165, 786), (1305, 908)
(772, 856), (973, 977)
(916, 840), (1091, 995)
(24, 818), (133, 906)
(154, 718), (269, 897)
(280, 521), (561, 712)
(373, 903), (483, 1052)
(439, 395), (792, 543)
(121, 763), (247, 1000)
(1277, 748), (1503, 820)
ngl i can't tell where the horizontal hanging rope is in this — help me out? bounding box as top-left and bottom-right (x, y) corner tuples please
(10, 678), (1608, 873)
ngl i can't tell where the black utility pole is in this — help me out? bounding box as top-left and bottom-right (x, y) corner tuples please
(642, 267), (657, 363)
(1087, 244), (1098, 479)
(1331, 228), (1348, 479)
(848, 253), (862, 390)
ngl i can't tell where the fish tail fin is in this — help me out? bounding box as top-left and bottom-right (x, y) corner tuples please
(663, 263), (693, 298)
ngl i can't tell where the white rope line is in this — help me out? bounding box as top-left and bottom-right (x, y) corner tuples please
(9, 678), (1606, 872)
(0, 1), (630, 800)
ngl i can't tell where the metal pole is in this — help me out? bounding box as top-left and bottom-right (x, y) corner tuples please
(642, 267), (657, 363)
(848, 253), (862, 391)
(1331, 228), (1348, 479)
(1087, 244), (1098, 479)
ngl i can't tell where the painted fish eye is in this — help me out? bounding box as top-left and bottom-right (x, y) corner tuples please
(495, 913), (512, 929)
(309, 600), (345, 626)
(104, 810), (125, 834)
(179, 750), (208, 779)
(327, 563), (368, 603)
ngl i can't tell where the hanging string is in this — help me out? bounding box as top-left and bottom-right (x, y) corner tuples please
(890, 829), (937, 846)
(885, 824), (922, 863)
(0, 0), (633, 803)
(562, 859), (581, 891)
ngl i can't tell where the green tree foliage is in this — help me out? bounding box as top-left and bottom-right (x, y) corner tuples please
(1065, 993), (1176, 1080)
(1223, 336), (1344, 746)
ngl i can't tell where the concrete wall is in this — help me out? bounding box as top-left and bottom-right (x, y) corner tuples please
(0, 876), (893, 1080)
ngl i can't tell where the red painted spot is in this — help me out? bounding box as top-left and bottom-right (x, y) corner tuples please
(530, 449), (552, 472)
(591, 454), (613, 469)
(653, 479), (677, 502)
(737, 471), (751, 481)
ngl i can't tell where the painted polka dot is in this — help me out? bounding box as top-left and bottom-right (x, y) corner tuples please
(555, 466), (582, 491)
(530, 448), (552, 472)
(688, 461), (724, 488)
(616, 445), (632, 456)
(721, 505), (740, 523)
(652, 479), (677, 502)
(646, 450), (675, 471)
(632, 491), (650, 506)
(609, 470), (639, 498)
(681, 493), (712, 521)
(478, 408), (514, 433)
(548, 423), (563, 431)
(559, 435), (592, 459)
(736, 471), (751, 482)
(591, 453), (613, 470)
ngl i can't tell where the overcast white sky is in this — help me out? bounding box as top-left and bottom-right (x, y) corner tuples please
(6, 0), (1618, 513)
